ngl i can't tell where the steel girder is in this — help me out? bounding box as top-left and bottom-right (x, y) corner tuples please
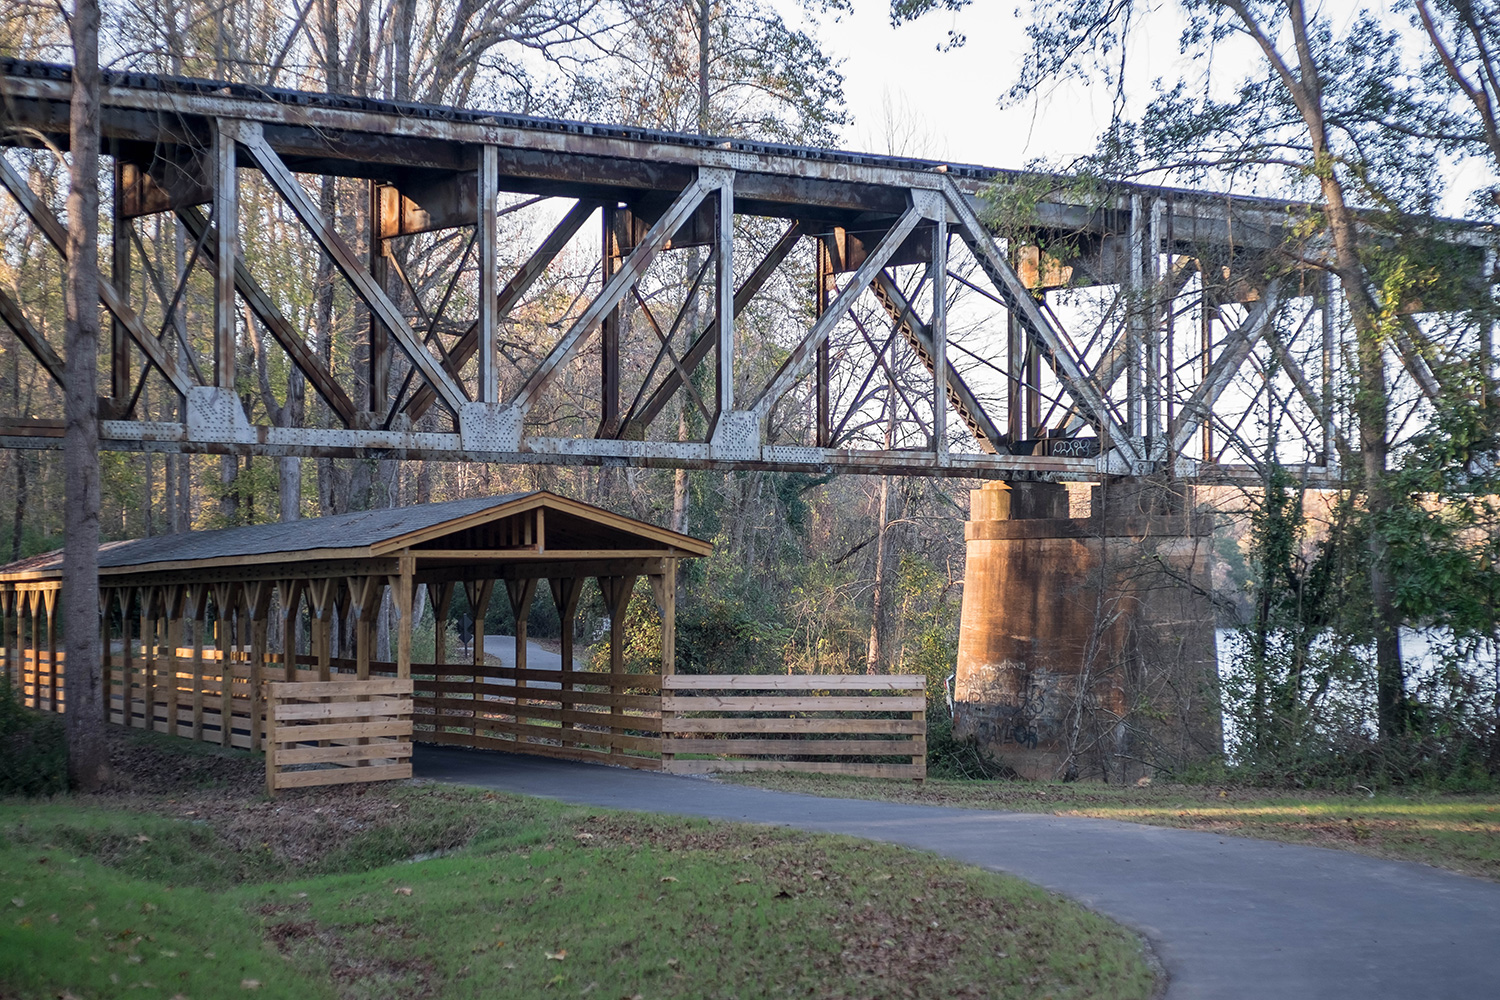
(0, 61), (1491, 486)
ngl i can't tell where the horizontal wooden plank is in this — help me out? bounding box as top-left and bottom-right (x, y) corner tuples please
(423, 666), (662, 690)
(414, 729), (661, 770)
(271, 719), (413, 742)
(418, 684), (661, 712)
(415, 700), (663, 732)
(273, 697), (412, 721)
(662, 674), (924, 691)
(276, 742), (413, 765)
(470, 716), (660, 753)
(665, 738), (924, 756)
(273, 762), (412, 789)
(270, 678), (414, 698)
(664, 760), (923, 777)
(416, 687), (660, 712)
(661, 695), (924, 712)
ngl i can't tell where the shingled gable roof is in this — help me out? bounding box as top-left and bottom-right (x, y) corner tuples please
(0, 492), (710, 582)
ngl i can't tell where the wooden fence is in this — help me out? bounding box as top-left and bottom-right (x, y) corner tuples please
(11, 648), (64, 714)
(265, 678), (414, 793)
(407, 663), (663, 770)
(660, 675), (926, 779)
(8, 641), (928, 781)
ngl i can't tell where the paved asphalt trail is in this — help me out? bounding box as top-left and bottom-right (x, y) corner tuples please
(414, 745), (1500, 1000)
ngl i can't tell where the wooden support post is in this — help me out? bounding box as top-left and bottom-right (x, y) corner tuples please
(305, 578), (335, 681)
(99, 589), (113, 723)
(351, 577), (382, 681)
(211, 583), (240, 746)
(649, 566), (676, 769)
(43, 588), (58, 714)
(276, 580), (303, 682)
(187, 586), (207, 741)
(245, 581), (272, 751)
(432, 582), (454, 666)
(163, 585), (184, 736)
(137, 587), (154, 732)
(461, 577), (494, 740)
(0, 590), (12, 692)
(597, 576), (637, 757)
(547, 577), (584, 746)
(395, 555), (415, 680)
(116, 590), (133, 725)
(505, 578), (538, 735)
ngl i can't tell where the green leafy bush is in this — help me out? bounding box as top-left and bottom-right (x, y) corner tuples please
(0, 678), (67, 796)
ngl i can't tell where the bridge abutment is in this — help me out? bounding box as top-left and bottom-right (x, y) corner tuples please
(955, 480), (1221, 781)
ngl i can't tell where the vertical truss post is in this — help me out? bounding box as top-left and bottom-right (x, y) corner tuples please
(1146, 197), (1164, 444)
(1164, 196), (1176, 450)
(368, 183), (390, 416)
(1025, 325), (1041, 439)
(599, 205), (622, 436)
(713, 174), (735, 424)
(110, 156), (131, 404)
(213, 121), (237, 390)
(1006, 305), (1022, 443)
(1127, 193), (1144, 440)
(815, 237), (831, 447)
(477, 146), (499, 404)
(931, 214), (948, 461)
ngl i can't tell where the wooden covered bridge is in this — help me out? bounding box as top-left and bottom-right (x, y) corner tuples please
(0, 493), (926, 788)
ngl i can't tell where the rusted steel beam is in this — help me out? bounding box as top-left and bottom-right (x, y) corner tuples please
(508, 171), (724, 415)
(871, 271), (1002, 454)
(403, 198), (597, 423)
(1169, 283), (1285, 456)
(620, 219), (803, 439)
(0, 285), (65, 386)
(0, 154), (191, 397)
(176, 206), (358, 428)
(233, 121), (469, 415)
(751, 204), (924, 421)
(944, 186), (1133, 462)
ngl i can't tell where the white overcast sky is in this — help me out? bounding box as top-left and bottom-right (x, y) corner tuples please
(811, 2), (1486, 214)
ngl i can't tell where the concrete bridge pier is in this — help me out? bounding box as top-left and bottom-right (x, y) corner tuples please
(954, 480), (1221, 782)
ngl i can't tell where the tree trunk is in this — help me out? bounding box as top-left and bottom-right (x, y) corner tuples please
(866, 474), (891, 675)
(64, 0), (106, 790)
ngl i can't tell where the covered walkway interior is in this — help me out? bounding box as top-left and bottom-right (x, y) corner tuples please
(0, 492), (710, 777)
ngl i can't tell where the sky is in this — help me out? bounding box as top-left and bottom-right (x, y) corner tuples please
(811, 2), (1489, 216)
(811, 3), (1181, 169)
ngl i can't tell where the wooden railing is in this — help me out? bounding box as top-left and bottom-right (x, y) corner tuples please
(409, 663), (663, 770)
(660, 674), (926, 779)
(10, 648), (64, 714)
(265, 678), (414, 793)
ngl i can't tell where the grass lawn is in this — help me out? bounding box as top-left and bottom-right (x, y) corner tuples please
(0, 730), (1156, 1000)
(724, 772), (1500, 881)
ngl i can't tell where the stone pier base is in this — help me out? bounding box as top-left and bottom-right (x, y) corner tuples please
(954, 480), (1221, 782)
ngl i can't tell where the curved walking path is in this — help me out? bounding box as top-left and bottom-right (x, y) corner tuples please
(414, 745), (1500, 999)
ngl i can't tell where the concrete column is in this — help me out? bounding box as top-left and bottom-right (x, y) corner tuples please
(954, 480), (1220, 781)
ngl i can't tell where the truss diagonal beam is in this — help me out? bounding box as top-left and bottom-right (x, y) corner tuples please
(508, 170), (727, 414)
(232, 121), (468, 416)
(1170, 283), (1284, 455)
(751, 205), (923, 421)
(404, 198), (598, 423)
(872, 271), (1003, 454)
(176, 206), (358, 428)
(620, 219), (803, 439)
(0, 155), (190, 397)
(941, 184), (1134, 461)
(0, 286), (65, 386)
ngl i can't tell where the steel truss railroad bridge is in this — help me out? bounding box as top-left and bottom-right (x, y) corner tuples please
(0, 60), (1492, 486)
